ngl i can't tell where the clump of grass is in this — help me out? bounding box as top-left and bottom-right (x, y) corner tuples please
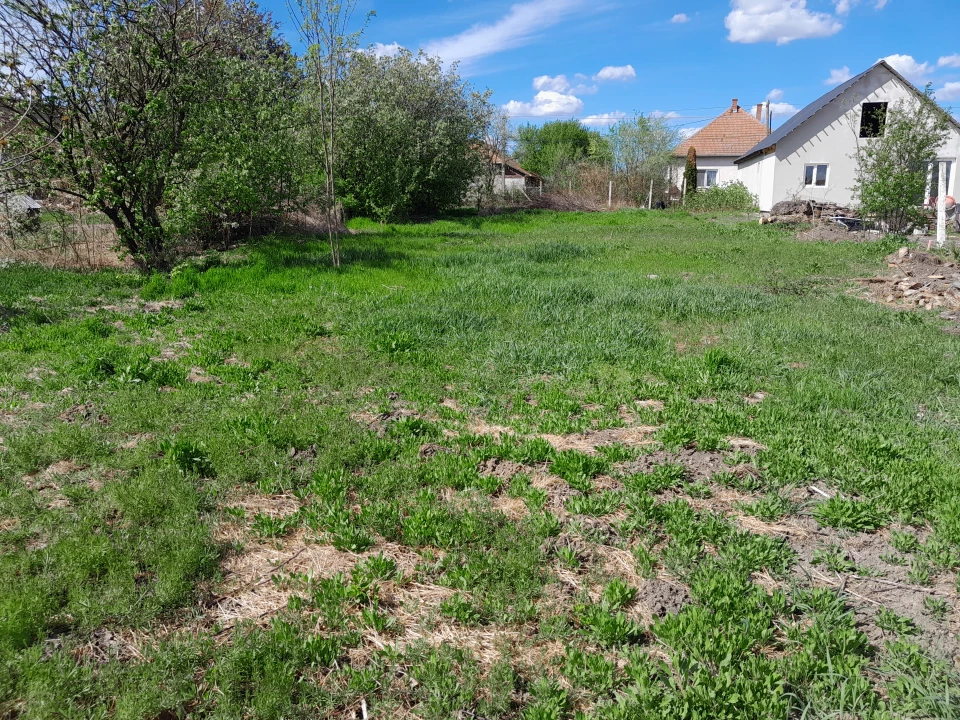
(812, 543), (857, 574)
(813, 496), (888, 532)
(737, 493), (794, 522)
(875, 607), (917, 636)
(551, 450), (609, 484)
(159, 437), (215, 477)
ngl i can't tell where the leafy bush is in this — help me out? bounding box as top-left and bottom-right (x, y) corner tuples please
(683, 182), (758, 213)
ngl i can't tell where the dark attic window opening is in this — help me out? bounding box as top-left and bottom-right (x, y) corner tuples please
(860, 102), (888, 138)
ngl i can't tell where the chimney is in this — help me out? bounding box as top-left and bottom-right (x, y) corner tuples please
(765, 100), (772, 132)
(755, 104), (762, 121)
(731, 98), (739, 113)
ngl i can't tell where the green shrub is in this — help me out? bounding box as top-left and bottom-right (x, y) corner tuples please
(683, 182), (757, 213)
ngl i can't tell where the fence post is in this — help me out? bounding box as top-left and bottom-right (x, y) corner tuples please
(647, 180), (654, 210)
(539, 180), (543, 198)
(937, 160), (947, 249)
(608, 181), (613, 209)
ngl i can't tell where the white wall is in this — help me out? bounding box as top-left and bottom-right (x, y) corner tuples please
(769, 64), (960, 209)
(696, 156), (739, 186)
(738, 153), (775, 211)
(669, 156), (739, 190)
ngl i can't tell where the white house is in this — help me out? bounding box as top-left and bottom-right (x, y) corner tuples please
(736, 60), (960, 212)
(670, 99), (771, 192)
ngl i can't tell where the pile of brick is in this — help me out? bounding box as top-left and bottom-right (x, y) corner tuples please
(859, 247), (960, 315)
(768, 200), (858, 225)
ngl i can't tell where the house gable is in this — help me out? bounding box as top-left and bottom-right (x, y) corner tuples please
(736, 60), (960, 165)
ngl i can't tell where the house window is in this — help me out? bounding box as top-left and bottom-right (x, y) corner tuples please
(930, 160), (954, 196)
(804, 164), (829, 187)
(697, 169), (718, 188)
(860, 102), (888, 138)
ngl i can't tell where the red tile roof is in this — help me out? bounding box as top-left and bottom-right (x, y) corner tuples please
(674, 100), (770, 158)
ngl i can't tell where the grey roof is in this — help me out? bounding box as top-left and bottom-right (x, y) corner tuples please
(2, 194), (42, 214)
(735, 60), (960, 164)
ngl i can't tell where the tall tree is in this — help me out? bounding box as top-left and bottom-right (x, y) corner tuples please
(0, 0), (282, 269)
(607, 114), (679, 203)
(853, 89), (952, 233)
(684, 147), (698, 196)
(514, 120), (608, 179)
(336, 50), (491, 221)
(289, 0), (370, 267)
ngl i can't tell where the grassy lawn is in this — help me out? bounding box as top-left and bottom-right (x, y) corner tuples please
(2, 209), (960, 718)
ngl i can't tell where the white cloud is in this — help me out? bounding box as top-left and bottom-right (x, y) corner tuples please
(650, 110), (679, 119)
(670, 13), (689, 23)
(881, 54), (932, 83)
(532, 74), (596, 95)
(503, 90), (584, 117)
(369, 42), (404, 58)
(755, 100), (801, 118)
(767, 88), (784, 101)
(834, 0), (855, 15)
(533, 74), (570, 92)
(939, 55), (960, 69)
(593, 64), (637, 82)
(725, 0), (843, 45)
(874, 0), (887, 8)
(936, 82), (960, 102)
(825, 66), (852, 85)
(768, 101), (800, 117)
(679, 127), (701, 139)
(424, 0), (584, 66)
(582, 112), (627, 127)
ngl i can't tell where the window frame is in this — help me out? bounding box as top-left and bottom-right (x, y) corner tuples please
(803, 163), (829, 188)
(859, 101), (888, 138)
(697, 168), (719, 189)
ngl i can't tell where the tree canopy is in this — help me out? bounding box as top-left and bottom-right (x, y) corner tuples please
(514, 120), (610, 179)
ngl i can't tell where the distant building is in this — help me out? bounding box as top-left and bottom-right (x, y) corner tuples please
(736, 61), (960, 212)
(484, 149), (542, 194)
(670, 99), (771, 192)
(1, 194), (42, 228)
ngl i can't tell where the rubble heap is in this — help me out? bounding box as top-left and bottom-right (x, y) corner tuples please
(769, 199), (857, 224)
(858, 247), (960, 321)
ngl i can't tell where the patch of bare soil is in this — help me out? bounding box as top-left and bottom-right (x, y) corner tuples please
(186, 367), (220, 384)
(57, 403), (110, 425)
(640, 579), (691, 619)
(212, 530), (424, 628)
(478, 457), (526, 482)
(490, 495), (529, 520)
(465, 419), (515, 439)
(618, 447), (750, 482)
(418, 443), (451, 459)
(350, 393), (439, 437)
(754, 514), (960, 659)
(857, 248), (960, 328)
(540, 426), (659, 454)
(797, 225), (871, 243)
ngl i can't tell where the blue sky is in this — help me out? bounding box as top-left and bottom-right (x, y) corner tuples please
(264, 0), (960, 133)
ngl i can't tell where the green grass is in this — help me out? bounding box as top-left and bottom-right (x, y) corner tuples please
(2, 209), (960, 717)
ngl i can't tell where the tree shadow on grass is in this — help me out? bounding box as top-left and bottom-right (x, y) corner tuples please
(257, 236), (408, 270)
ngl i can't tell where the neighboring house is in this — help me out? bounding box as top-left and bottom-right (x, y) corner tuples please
(670, 99), (771, 192)
(736, 60), (960, 212)
(487, 150), (542, 194)
(0, 194), (42, 228)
